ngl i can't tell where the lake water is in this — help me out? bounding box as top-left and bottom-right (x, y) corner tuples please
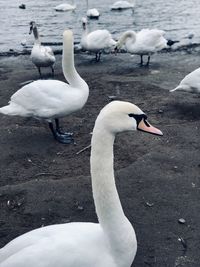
(0, 0), (200, 54)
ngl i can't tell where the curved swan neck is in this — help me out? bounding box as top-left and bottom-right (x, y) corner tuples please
(118, 31), (136, 47)
(33, 26), (40, 44)
(90, 122), (136, 264)
(62, 31), (87, 88)
(91, 123), (127, 232)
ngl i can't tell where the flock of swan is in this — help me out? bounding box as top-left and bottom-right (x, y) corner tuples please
(0, 1), (199, 267)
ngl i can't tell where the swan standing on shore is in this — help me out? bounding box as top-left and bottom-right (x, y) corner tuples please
(86, 0), (100, 19)
(54, 1), (76, 11)
(81, 18), (116, 61)
(0, 100), (163, 267)
(170, 67), (200, 93)
(115, 29), (168, 65)
(110, 0), (135, 10)
(0, 30), (89, 144)
(29, 21), (56, 77)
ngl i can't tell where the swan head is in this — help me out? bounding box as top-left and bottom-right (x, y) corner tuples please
(96, 101), (163, 136)
(29, 21), (36, 35)
(82, 17), (88, 30)
(115, 31), (136, 52)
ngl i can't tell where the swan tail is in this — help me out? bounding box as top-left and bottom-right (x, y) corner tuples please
(0, 103), (27, 116)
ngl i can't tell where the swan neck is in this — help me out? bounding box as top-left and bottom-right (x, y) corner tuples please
(90, 123), (136, 264)
(62, 33), (87, 88)
(33, 27), (40, 44)
(118, 31), (136, 47)
(91, 125), (127, 232)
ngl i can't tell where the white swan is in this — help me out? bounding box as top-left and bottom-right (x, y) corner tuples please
(0, 30), (89, 144)
(110, 0), (135, 10)
(29, 21), (56, 77)
(86, 0), (100, 19)
(81, 18), (116, 61)
(170, 67), (200, 93)
(54, 1), (76, 11)
(115, 29), (168, 65)
(0, 100), (163, 267)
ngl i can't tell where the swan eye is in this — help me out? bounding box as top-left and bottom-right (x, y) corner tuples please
(128, 113), (147, 126)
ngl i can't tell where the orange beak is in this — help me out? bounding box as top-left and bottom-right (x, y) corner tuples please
(137, 119), (163, 136)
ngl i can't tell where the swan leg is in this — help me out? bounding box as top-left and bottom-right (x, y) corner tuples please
(140, 55), (143, 65)
(49, 121), (74, 144)
(95, 52), (101, 62)
(146, 55), (151, 66)
(51, 66), (54, 77)
(55, 118), (73, 136)
(37, 67), (42, 78)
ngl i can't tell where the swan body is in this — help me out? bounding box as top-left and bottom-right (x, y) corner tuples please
(110, 1), (135, 10)
(54, 3), (76, 11)
(0, 30), (89, 144)
(81, 18), (116, 61)
(170, 67), (200, 93)
(87, 8), (100, 19)
(0, 100), (163, 267)
(29, 21), (55, 77)
(116, 29), (167, 65)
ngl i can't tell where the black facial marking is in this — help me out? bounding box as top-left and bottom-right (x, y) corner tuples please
(128, 113), (148, 126)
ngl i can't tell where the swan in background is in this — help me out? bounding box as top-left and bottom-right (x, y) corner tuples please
(86, 0), (100, 19)
(115, 29), (168, 65)
(170, 67), (200, 93)
(54, 1), (76, 11)
(0, 30), (89, 144)
(81, 18), (116, 61)
(29, 21), (56, 77)
(0, 100), (163, 267)
(110, 0), (135, 10)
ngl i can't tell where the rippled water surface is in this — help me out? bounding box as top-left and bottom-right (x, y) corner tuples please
(0, 0), (200, 53)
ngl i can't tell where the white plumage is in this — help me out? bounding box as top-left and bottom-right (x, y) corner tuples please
(0, 100), (163, 267)
(0, 30), (89, 144)
(87, 8), (100, 19)
(116, 29), (168, 65)
(81, 18), (116, 61)
(29, 21), (56, 77)
(110, 0), (135, 10)
(54, 2), (76, 11)
(170, 67), (200, 93)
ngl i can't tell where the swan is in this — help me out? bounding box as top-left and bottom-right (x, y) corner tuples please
(0, 100), (163, 267)
(54, 1), (76, 11)
(29, 21), (56, 77)
(115, 29), (168, 65)
(0, 30), (89, 144)
(86, 0), (100, 19)
(110, 0), (135, 10)
(170, 67), (200, 93)
(81, 18), (116, 61)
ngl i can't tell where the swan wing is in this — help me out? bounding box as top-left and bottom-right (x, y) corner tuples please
(134, 29), (167, 52)
(0, 223), (116, 267)
(7, 80), (82, 118)
(86, 30), (116, 50)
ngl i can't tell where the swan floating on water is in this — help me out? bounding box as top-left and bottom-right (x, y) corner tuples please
(110, 0), (135, 10)
(86, 0), (100, 19)
(115, 29), (168, 65)
(54, 1), (76, 11)
(81, 17), (116, 61)
(0, 100), (163, 267)
(170, 67), (200, 93)
(29, 21), (56, 77)
(0, 30), (89, 144)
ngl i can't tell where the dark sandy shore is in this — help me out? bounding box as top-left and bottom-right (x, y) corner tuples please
(0, 50), (199, 266)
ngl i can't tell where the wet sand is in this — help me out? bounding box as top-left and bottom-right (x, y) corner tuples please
(0, 50), (199, 266)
